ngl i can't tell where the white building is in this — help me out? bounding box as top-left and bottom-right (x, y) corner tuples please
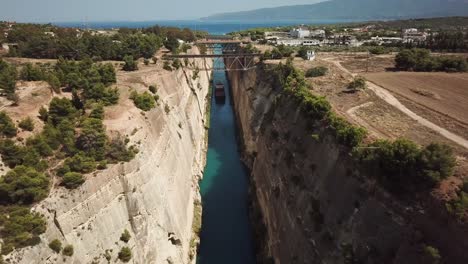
(289, 27), (310, 39)
(306, 50), (316, 61)
(310, 29), (326, 38)
(276, 39), (304, 46)
(302, 40), (321, 46)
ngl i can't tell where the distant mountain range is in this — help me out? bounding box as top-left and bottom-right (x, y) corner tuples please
(203, 0), (468, 21)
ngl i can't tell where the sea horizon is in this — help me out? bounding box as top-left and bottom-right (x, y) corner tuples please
(51, 19), (368, 35)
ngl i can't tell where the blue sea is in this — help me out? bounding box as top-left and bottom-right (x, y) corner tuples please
(54, 19), (355, 35)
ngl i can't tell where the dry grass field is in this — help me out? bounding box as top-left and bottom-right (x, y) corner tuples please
(364, 72), (468, 137)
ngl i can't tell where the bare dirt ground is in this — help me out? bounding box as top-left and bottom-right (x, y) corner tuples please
(364, 72), (468, 138)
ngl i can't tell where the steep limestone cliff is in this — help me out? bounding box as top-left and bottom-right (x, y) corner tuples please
(227, 64), (468, 264)
(5, 49), (211, 264)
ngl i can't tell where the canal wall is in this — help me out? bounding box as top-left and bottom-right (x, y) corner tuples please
(7, 47), (212, 264)
(227, 63), (468, 264)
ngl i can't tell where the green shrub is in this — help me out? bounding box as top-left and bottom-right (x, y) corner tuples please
(62, 172), (85, 189)
(46, 73), (61, 93)
(0, 111), (18, 137)
(19, 63), (45, 81)
(347, 77), (367, 92)
(64, 153), (97, 174)
(18, 117), (35, 131)
(0, 59), (17, 96)
(369, 46), (387, 55)
(357, 139), (456, 193)
(118, 247), (132, 262)
(49, 239), (62, 253)
(0, 139), (24, 167)
(38, 106), (48, 122)
(328, 113), (367, 148)
(305, 66), (328, 78)
(163, 61), (172, 71)
(120, 229), (131, 243)
(62, 245), (74, 256)
(0, 166), (49, 204)
(123, 56), (138, 71)
(0, 206), (46, 255)
(446, 191), (468, 221)
(76, 118), (107, 160)
(130, 91), (156, 111)
(106, 136), (136, 163)
(148, 85), (157, 94)
(89, 104), (105, 119)
(26, 135), (53, 157)
(422, 245), (441, 264)
(172, 59), (181, 70)
(48, 97), (78, 125)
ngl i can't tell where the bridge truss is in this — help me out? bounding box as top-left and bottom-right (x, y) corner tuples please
(162, 37), (261, 71)
(163, 53), (260, 71)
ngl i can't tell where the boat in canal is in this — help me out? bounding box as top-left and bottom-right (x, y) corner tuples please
(214, 82), (225, 103)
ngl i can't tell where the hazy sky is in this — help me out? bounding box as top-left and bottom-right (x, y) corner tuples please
(0, 0), (323, 22)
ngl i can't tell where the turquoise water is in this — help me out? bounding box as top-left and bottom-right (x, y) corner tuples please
(197, 54), (255, 263)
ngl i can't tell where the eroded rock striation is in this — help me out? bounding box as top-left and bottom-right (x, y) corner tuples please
(5, 50), (211, 264)
(227, 63), (468, 264)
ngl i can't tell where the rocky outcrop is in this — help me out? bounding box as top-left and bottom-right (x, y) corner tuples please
(5, 50), (212, 264)
(227, 64), (468, 264)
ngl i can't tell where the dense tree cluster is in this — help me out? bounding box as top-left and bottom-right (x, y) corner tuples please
(263, 45), (294, 60)
(357, 139), (456, 193)
(6, 23), (204, 60)
(400, 31), (468, 52)
(54, 58), (119, 105)
(395, 48), (468, 72)
(0, 206), (46, 255)
(122, 55), (138, 71)
(0, 111), (18, 137)
(0, 59), (17, 97)
(7, 24), (162, 60)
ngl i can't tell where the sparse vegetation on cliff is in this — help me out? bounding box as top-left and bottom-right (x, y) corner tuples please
(62, 244), (74, 256)
(118, 247), (132, 262)
(0, 78), (136, 254)
(120, 229), (131, 243)
(130, 91), (157, 111)
(48, 239), (62, 253)
(356, 140), (456, 193)
(271, 60), (455, 194)
(275, 60), (367, 148)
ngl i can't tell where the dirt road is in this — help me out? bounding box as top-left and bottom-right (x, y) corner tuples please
(324, 58), (468, 149)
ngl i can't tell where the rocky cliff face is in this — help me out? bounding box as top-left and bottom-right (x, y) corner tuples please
(227, 65), (468, 264)
(5, 50), (211, 264)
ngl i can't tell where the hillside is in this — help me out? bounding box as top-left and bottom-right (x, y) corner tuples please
(204, 0), (468, 21)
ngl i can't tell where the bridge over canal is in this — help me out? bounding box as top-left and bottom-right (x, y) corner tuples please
(162, 36), (261, 71)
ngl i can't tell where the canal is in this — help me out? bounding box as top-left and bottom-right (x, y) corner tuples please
(197, 53), (255, 264)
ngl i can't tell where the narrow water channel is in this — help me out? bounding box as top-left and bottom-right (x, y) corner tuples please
(197, 54), (255, 264)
